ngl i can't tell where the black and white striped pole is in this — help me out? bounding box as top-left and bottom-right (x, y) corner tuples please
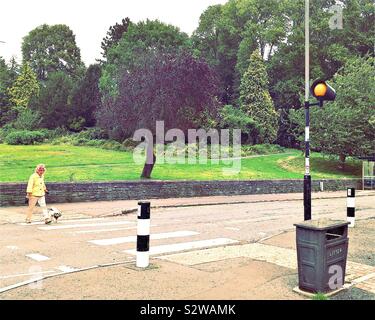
(303, 0), (336, 221)
(304, 0), (312, 221)
(347, 188), (355, 227)
(136, 201), (150, 268)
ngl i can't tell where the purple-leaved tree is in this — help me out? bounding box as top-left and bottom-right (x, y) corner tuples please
(96, 49), (221, 178)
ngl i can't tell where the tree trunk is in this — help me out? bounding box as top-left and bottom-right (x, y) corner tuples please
(141, 142), (156, 179)
(338, 154), (346, 170)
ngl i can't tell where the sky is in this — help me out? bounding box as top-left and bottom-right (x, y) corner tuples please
(0, 0), (227, 66)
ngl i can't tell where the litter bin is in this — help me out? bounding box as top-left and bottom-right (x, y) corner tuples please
(294, 219), (349, 293)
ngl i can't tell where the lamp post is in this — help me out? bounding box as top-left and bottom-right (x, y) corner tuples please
(304, 0), (311, 221)
(303, 1), (336, 221)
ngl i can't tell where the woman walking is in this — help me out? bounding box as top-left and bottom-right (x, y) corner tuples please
(26, 164), (51, 224)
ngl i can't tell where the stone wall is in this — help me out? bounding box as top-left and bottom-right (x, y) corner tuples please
(0, 179), (362, 207)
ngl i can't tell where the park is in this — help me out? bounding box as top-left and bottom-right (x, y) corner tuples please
(0, 0), (374, 309)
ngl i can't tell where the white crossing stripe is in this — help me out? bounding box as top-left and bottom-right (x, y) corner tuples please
(225, 227), (240, 231)
(89, 231), (199, 246)
(124, 238), (238, 255)
(75, 225), (157, 234)
(25, 253), (50, 261)
(18, 217), (107, 226)
(38, 220), (134, 230)
(5, 245), (19, 250)
(56, 265), (78, 272)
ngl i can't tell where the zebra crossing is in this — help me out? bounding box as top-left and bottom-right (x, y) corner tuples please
(0, 216), (239, 291)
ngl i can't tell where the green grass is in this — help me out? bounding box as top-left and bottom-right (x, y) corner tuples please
(0, 144), (361, 182)
(312, 292), (329, 300)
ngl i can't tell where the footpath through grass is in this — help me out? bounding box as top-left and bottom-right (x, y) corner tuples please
(0, 144), (361, 182)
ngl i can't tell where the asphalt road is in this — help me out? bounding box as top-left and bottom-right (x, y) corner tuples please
(0, 193), (374, 294)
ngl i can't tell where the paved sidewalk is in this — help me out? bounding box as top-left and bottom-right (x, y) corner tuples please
(0, 191), (373, 299)
(0, 190), (373, 224)
(261, 218), (375, 298)
(1, 217), (374, 300)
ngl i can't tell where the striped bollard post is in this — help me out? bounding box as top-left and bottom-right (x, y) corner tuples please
(347, 188), (355, 228)
(136, 201), (151, 268)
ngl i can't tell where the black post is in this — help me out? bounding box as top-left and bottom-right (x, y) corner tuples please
(304, 102), (312, 220)
(136, 201), (151, 268)
(347, 188), (355, 227)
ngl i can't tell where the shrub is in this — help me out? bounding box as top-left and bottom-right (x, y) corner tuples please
(122, 138), (140, 150)
(0, 125), (13, 143)
(72, 137), (90, 146)
(50, 135), (73, 145)
(102, 140), (123, 151)
(241, 144), (285, 156)
(76, 127), (109, 140)
(12, 109), (42, 130)
(68, 116), (86, 132)
(4, 130), (47, 145)
(47, 127), (71, 139)
(85, 139), (106, 147)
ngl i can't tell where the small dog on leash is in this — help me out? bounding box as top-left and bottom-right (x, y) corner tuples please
(48, 207), (62, 223)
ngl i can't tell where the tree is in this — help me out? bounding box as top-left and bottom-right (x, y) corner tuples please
(97, 49), (220, 178)
(239, 50), (279, 144)
(219, 104), (256, 143)
(269, 0), (374, 108)
(100, 18), (131, 60)
(193, 0), (290, 105)
(100, 19), (191, 98)
(8, 62), (39, 111)
(71, 64), (102, 127)
(32, 71), (75, 129)
(98, 49), (220, 139)
(234, 0), (289, 70)
(289, 56), (375, 165)
(22, 24), (85, 81)
(0, 57), (18, 126)
(192, 3), (240, 104)
(267, 0), (374, 146)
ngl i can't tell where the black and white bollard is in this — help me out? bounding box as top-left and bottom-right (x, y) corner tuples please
(136, 201), (151, 268)
(347, 188), (355, 228)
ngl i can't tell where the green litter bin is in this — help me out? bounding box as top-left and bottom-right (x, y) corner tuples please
(294, 219), (349, 293)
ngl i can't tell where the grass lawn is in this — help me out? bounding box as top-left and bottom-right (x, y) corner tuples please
(0, 144), (361, 182)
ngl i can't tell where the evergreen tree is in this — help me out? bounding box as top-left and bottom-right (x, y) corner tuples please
(71, 64), (102, 127)
(239, 50), (278, 143)
(8, 62), (39, 111)
(100, 18), (131, 60)
(32, 71), (74, 129)
(0, 57), (20, 126)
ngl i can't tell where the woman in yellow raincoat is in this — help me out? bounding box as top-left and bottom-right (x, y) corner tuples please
(26, 164), (51, 224)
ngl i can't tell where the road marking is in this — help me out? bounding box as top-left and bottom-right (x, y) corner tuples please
(25, 253), (50, 262)
(56, 265), (79, 273)
(18, 217), (107, 226)
(0, 270), (55, 279)
(258, 232), (267, 237)
(38, 220), (134, 230)
(74, 225), (157, 234)
(89, 230), (199, 246)
(225, 227), (240, 231)
(5, 245), (19, 250)
(124, 238), (238, 255)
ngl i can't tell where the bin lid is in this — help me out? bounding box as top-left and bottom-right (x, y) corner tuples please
(294, 219), (350, 231)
